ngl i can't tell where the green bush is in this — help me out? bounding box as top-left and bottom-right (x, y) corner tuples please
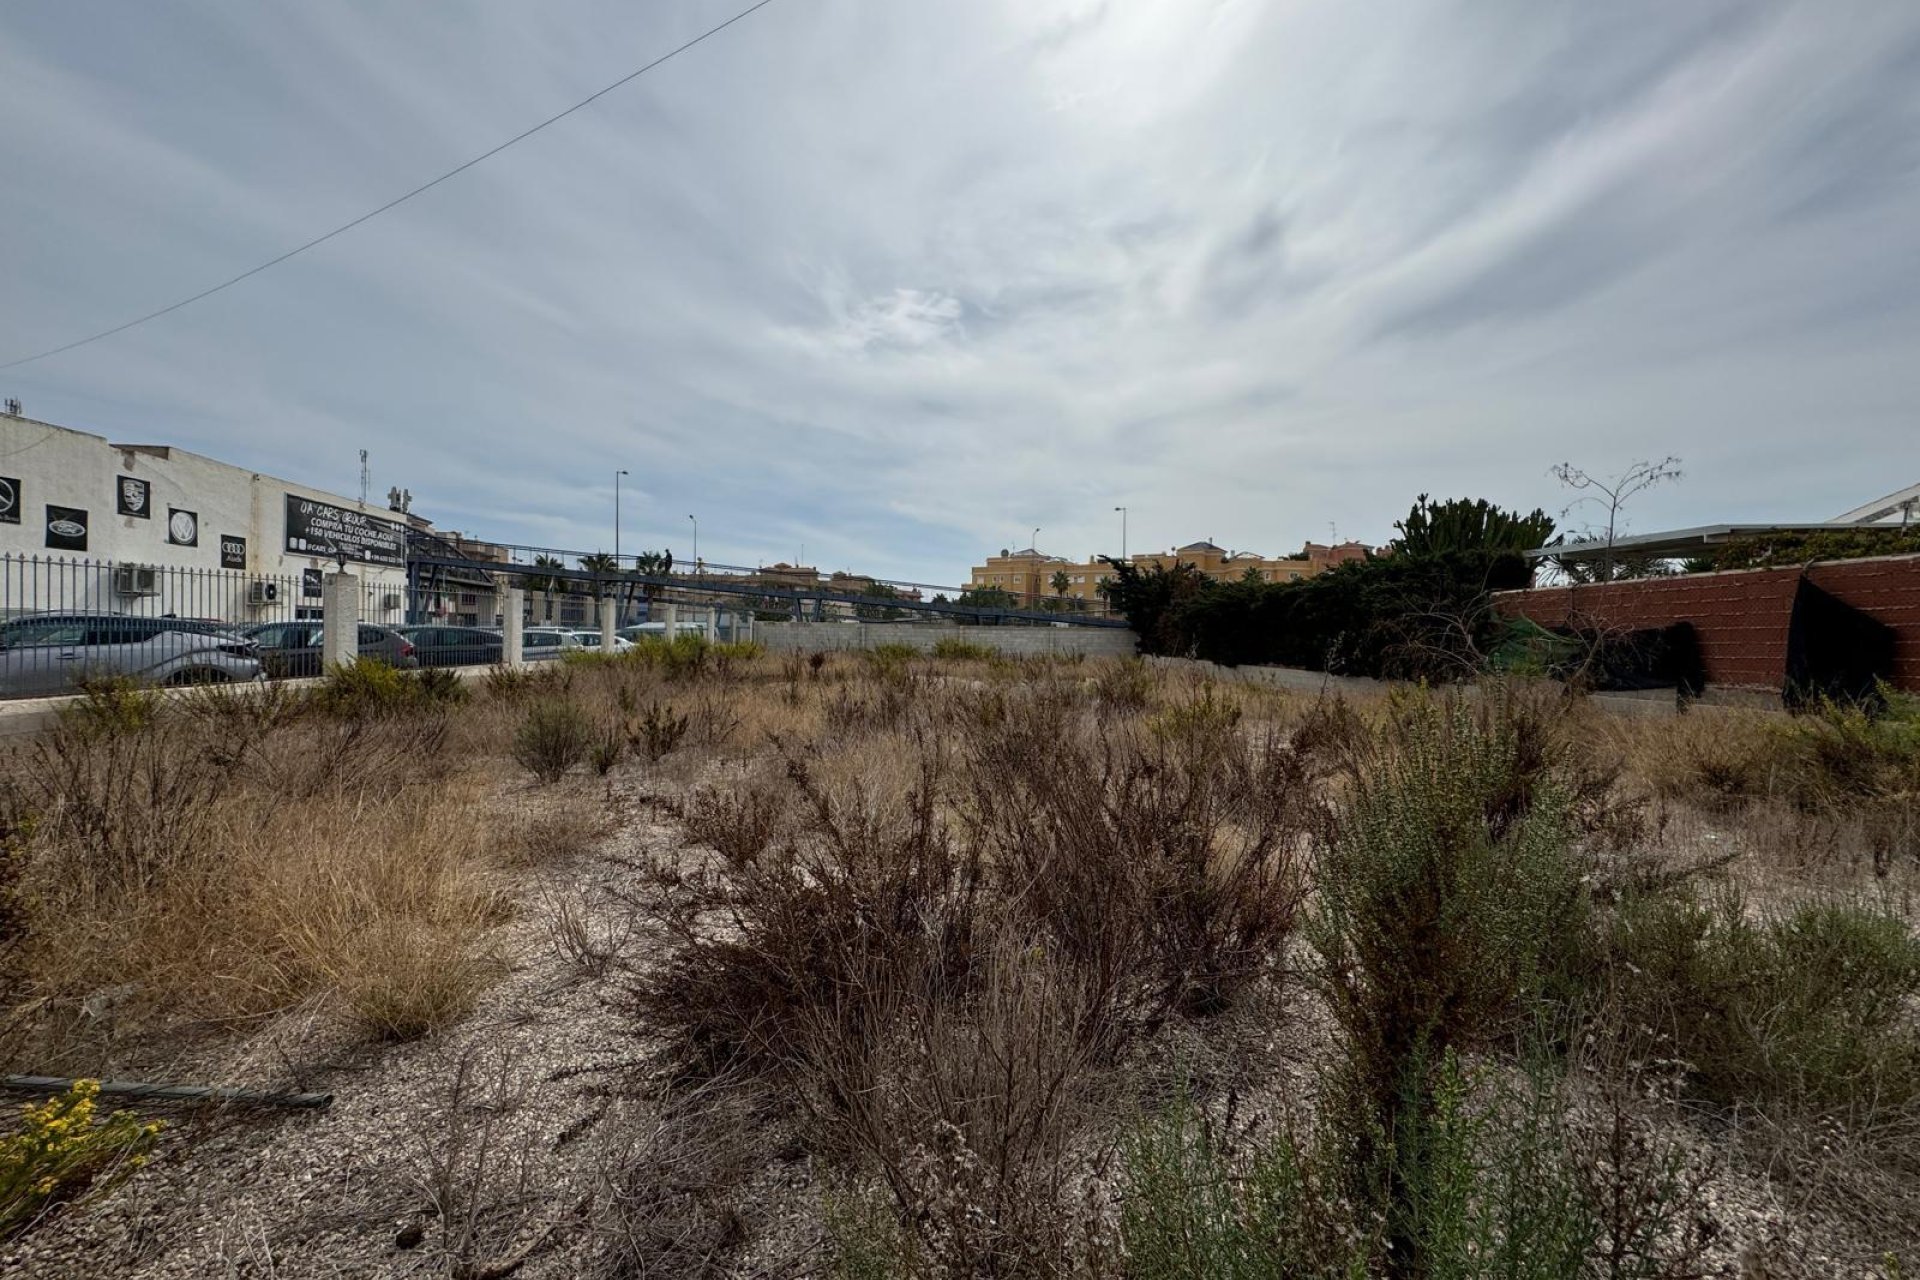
(59, 678), (162, 737)
(1311, 698), (1590, 1269)
(930, 637), (994, 662)
(512, 699), (591, 783)
(1122, 1087), (1362, 1279)
(1122, 1053), (1707, 1280)
(864, 643), (917, 679)
(313, 658), (466, 718)
(1611, 893), (1920, 1117)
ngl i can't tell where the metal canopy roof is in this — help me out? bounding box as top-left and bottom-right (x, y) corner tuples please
(1524, 523), (1883, 562)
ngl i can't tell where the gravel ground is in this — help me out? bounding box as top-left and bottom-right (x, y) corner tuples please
(1, 768), (1906, 1279)
(0, 774), (821, 1280)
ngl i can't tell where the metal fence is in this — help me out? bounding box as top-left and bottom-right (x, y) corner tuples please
(2, 553), (306, 628)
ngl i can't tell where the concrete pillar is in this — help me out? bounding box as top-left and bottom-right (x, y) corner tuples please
(599, 597), (617, 652)
(704, 607), (718, 643)
(502, 587), (525, 665)
(322, 572), (359, 671)
(662, 601), (678, 638)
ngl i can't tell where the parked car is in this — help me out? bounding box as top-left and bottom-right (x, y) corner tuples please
(242, 621), (417, 679)
(522, 628), (587, 661)
(564, 629), (634, 653)
(0, 613), (264, 697)
(396, 625), (505, 668)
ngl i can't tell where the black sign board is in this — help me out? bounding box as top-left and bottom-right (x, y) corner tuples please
(46, 505), (88, 551)
(302, 567), (324, 598)
(284, 495), (406, 567)
(220, 535), (247, 570)
(168, 507), (199, 546)
(117, 475), (151, 518)
(0, 476), (19, 525)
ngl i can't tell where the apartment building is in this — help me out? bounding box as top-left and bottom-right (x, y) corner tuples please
(967, 539), (1373, 605)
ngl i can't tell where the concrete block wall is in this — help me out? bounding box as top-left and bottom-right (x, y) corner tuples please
(755, 621), (1138, 659)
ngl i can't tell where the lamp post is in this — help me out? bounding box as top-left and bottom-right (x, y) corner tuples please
(1114, 506), (1127, 561)
(614, 469), (629, 562)
(687, 513), (698, 571)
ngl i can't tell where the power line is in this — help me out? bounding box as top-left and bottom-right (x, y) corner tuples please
(1, 0), (783, 372)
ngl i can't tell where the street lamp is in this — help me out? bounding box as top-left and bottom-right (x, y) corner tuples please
(687, 513), (698, 570)
(1114, 506), (1127, 561)
(614, 470), (629, 563)
(1031, 526), (1040, 551)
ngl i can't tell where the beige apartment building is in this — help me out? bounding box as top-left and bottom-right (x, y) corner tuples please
(967, 539), (1373, 606)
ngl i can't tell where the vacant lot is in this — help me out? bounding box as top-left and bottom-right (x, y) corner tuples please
(1, 644), (1916, 1278)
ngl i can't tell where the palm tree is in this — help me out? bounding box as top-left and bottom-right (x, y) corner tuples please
(579, 552), (618, 601)
(524, 554), (565, 623)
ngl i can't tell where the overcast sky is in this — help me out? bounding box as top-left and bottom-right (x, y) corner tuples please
(3, 1), (1917, 584)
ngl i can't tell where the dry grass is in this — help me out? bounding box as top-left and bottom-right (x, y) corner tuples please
(0, 690), (508, 1061)
(5, 646), (1919, 1274)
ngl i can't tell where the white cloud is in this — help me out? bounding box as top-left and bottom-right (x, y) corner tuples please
(1, 0), (1916, 581)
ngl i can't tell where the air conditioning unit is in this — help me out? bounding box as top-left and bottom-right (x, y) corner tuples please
(112, 565), (161, 596)
(381, 593), (403, 610)
(248, 580), (281, 606)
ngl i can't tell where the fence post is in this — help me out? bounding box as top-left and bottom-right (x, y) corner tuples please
(704, 607), (718, 644)
(322, 572), (358, 671)
(503, 587), (524, 665)
(662, 601), (678, 638)
(599, 597), (616, 653)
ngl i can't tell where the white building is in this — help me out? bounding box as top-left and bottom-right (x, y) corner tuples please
(1, 411), (411, 623)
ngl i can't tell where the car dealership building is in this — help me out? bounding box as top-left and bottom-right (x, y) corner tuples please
(1, 410), (411, 623)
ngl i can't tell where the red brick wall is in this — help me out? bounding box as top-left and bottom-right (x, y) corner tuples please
(1494, 554), (1920, 691)
(1806, 557), (1920, 689)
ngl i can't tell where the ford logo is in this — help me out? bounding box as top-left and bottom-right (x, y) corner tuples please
(47, 519), (84, 537)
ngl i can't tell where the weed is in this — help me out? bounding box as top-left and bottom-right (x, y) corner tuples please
(59, 677), (162, 737)
(513, 700), (591, 783)
(682, 780), (786, 870)
(0, 1081), (163, 1239)
(1310, 697), (1589, 1271)
(631, 701), (689, 762)
(590, 721), (626, 778)
(930, 637), (993, 662)
(1610, 893), (1920, 1118)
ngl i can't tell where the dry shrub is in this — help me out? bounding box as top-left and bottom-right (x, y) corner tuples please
(499, 802), (609, 868)
(410, 1046), (572, 1278)
(682, 776), (787, 870)
(544, 890), (630, 981)
(596, 1083), (758, 1277)
(514, 699), (592, 783)
(806, 935), (1113, 1276)
(1089, 657), (1156, 713)
(11, 719), (229, 903)
(631, 742), (981, 1080)
(964, 683), (1310, 1027)
(823, 668), (922, 738)
(629, 700), (689, 762)
(246, 714), (453, 800)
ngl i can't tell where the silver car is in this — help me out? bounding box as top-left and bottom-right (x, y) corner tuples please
(521, 628), (587, 661)
(0, 613), (265, 698)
